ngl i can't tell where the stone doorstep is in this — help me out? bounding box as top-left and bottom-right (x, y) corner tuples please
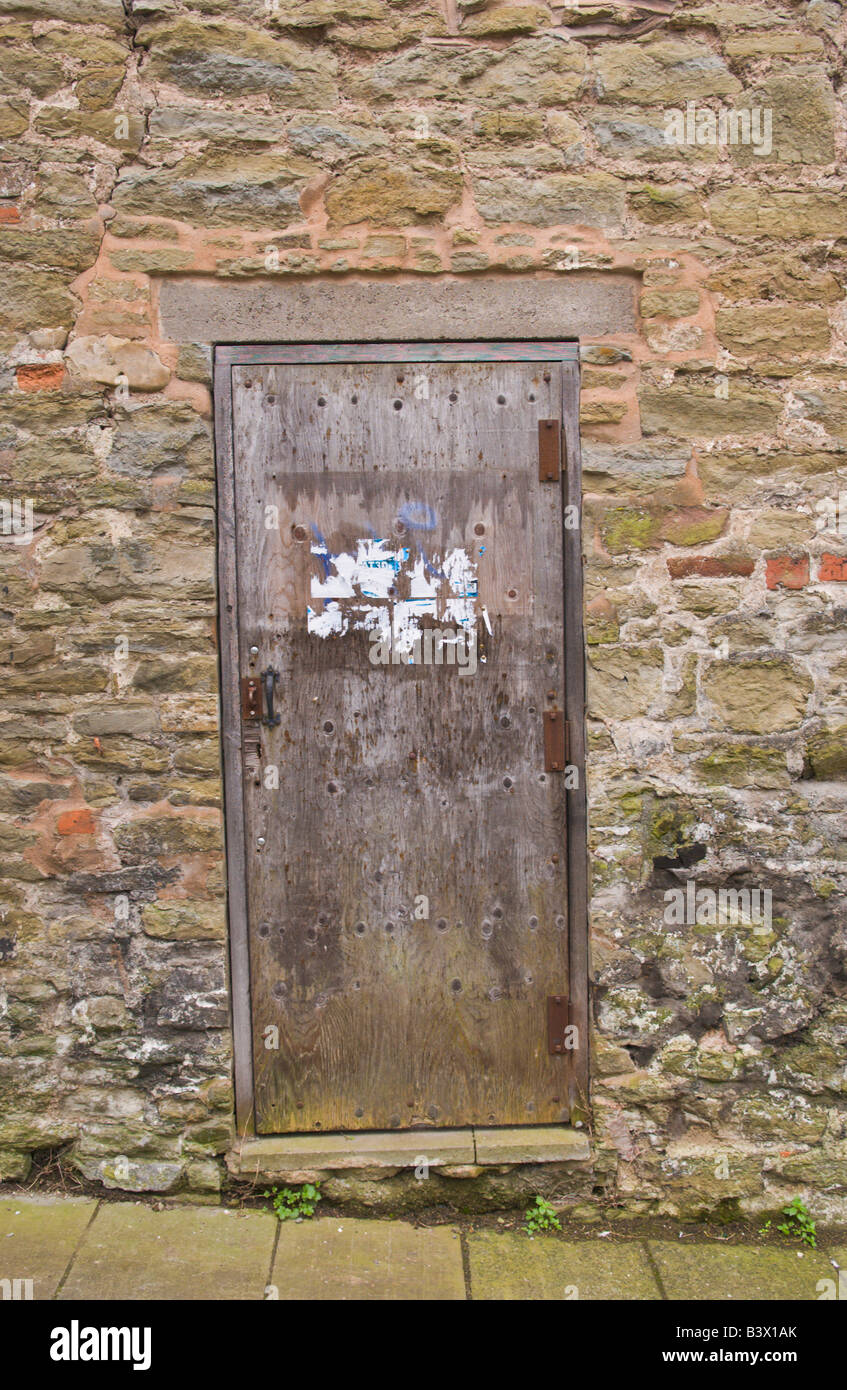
(228, 1126), (591, 1178)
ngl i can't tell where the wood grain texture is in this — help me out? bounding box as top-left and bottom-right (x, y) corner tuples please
(228, 358), (576, 1132)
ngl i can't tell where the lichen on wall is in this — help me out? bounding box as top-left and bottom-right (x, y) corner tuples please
(0, 0), (846, 1218)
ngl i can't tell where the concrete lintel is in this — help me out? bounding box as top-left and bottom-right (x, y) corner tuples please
(159, 273), (638, 345)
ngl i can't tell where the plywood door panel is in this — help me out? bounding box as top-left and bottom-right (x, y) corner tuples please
(230, 360), (571, 1133)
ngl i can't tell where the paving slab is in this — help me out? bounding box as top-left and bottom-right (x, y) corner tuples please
(648, 1240), (833, 1300)
(232, 1129), (474, 1177)
(474, 1126), (591, 1165)
(0, 1195), (98, 1300)
(270, 1218), (465, 1300)
(59, 1203), (276, 1301)
(467, 1231), (661, 1300)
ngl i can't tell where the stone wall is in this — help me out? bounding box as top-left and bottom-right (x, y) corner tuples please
(1, 0), (846, 1219)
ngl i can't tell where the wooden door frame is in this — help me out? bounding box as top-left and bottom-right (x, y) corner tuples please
(214, 341), (589, 1137)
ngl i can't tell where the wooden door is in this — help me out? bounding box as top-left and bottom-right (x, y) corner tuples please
(217, 345), (584, 1135)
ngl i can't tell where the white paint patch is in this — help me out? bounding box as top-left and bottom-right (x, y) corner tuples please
(307, 536), (478, 651)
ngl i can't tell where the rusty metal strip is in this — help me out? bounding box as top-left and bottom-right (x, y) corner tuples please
(544, 709), (566, 772)
(547, 995), (570, 1055)
(538, 418), (561, 482)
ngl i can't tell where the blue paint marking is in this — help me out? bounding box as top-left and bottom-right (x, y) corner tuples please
(422, 552), (446, 581)
(310, 523), (332, 579)
(398, 502), (437, 532)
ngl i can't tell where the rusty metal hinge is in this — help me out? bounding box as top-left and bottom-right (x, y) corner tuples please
(538, 418), (560, 482)
(547, 995), (570, 1054)
(241, 675), (261, 723)
(544, 708), (566, 771)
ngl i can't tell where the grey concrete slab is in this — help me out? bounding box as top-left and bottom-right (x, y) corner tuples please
(59, 1203), (276, 1300)
(270, 1218), (465, 1300)
(648, 1240), (833, 1300)
(467, 1231), (662, 1300)
(233, 1129), (475, 1177)
(474, 1126), (591, 1164)
(0, 1195), (98, 1300)
(160, 274), (638, 345)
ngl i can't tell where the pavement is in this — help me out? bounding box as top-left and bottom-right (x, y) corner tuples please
(0, 1194), (843, 1301)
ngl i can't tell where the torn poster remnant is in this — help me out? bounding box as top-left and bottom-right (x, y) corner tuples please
(307, 535), (478, 657)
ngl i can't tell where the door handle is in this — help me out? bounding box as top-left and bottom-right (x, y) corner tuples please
(261, 667), (280, 727)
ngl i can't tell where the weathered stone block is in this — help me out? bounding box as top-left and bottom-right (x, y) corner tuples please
(630, 184), (703, 225)
(709, 188), (847, 237)
(65, 335), (170, 391)
(138, 19), (339, 104)
(113, 154), (315, 228)
(142, 902), (227, 940)
(702, 657), (812, 733)
(641, 384), (781, 438)
(113, 815), (222, 857)
(474, 172), (626, 227)
(33, 108), (144, 152)
(461, 4), (549, 36)
(707, 254), (842, 304)
(694, 745), (789, 789)
(804, 724), (847, 780)
(716, 305), (830, 357)
(594, 39), (740, 104)
(734, 70), (836, 166)
(345, 38), (585, 106)
(588, 646), (664, 719)
(149, 107), (289, 145)
(641, 287), (700, 318)
(0, 269), (78, 331)
(326, 156), (462, 225)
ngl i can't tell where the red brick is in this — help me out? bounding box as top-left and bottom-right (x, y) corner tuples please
(819, 552), (847, 582)
(16, 363), (65, 392)
(57, 808), (96, 836)
(0, 207), (21, 224)
(766, 552), (809, 590)
(667, 555), (754, 580)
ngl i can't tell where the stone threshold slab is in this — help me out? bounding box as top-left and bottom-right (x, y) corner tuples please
(230, 1126), (590, 1176)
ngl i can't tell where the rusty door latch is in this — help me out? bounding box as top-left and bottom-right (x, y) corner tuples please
(241, 668), (280, 726)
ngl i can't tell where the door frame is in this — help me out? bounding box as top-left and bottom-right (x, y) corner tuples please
(213, 341), (589, 1136)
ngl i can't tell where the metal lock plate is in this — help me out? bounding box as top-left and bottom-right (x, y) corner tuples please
(241, 675), (261, 723)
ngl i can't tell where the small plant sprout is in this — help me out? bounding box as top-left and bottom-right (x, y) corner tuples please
(264, 1183), (322, 1222)
(776, 1196), (817, 1249)
(525, 1196), (562, 1235)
